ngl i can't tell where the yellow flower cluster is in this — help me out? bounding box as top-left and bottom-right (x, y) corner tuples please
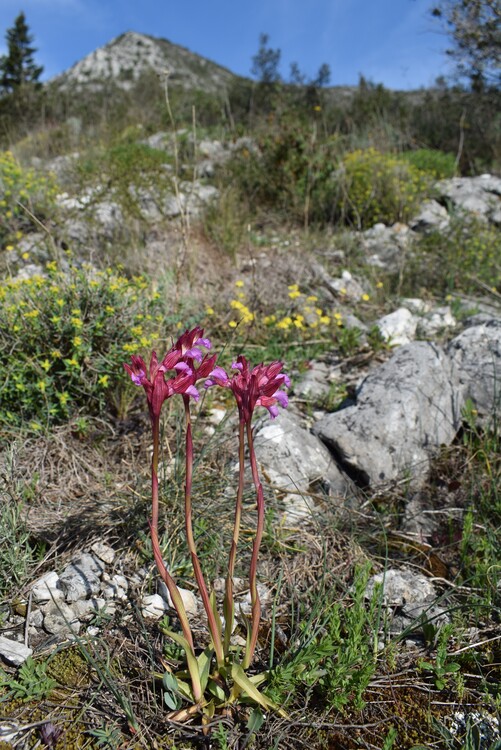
(225, 280), (344, 338)
(0, 150), (58, 251)
(0, 260), (164, 428)
(228, 280), (255, 328)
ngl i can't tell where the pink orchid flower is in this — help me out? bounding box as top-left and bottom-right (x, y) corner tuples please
(205, 355), (290, 422)
(124, 327), (215, 421)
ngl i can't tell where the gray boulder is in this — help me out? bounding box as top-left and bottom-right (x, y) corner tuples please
(59, 552), (106, 602)
(447, 317), (501, 427)
(365, 568), (448, 635)
(436, 175), (501, 225)
(376, 307), (418, 346)
(361, 222), (415, 270)
(410, 199), (450, 233)
(253, 410), (352, 510)
(312, 342), (462, 487)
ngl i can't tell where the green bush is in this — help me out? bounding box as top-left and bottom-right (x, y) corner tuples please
(77, 140), (173, 217)
(402, 217), (501, 295)
(0, 149), (58, 249)
(337, 147), (430, 228)
(400, 148), (457, 179)
(0, 261), (164, 431)
(221, 120), (340, 227)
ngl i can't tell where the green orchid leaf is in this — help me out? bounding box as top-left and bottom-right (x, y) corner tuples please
(247, 706), (265, 734)
(176, 677), (195, 701)
(207, 678), (226, 702)
(210, 590), (223, 641)
(163, 628), (202, 702)
(230, 663), (288, 717)
(197, 648), (213, 694)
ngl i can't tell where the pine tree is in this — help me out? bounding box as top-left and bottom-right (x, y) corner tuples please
(0, 12), (43, 95)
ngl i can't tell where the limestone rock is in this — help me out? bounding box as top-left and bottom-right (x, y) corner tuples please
(0, 637), (32, 666)
(31, 571), (64, 603)
(312, 342), (462, 487)
(410, 199), (450, 233)
(447, 317), (501, 426)
(253, 410), (351, 500)
(158, 582), (198, 616)
(436, 175), (501, 225)
(376, 307), (418, 346)
(42, 601), (81, 635)
(141, 593), (168, 620)
(59, 552), (106, 602)
(365, 568), (448, 634)
(90, 541), (116, 565)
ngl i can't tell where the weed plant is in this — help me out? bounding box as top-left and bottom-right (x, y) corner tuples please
(0, 260), (166, 431)
(0, 478), (41, 596)
(402, 217), (501, 296)
(399, 148), (458, 179)
(458, 404), (500, 611)
(0, 150), (58, 250)
(267, 564), (379, 711)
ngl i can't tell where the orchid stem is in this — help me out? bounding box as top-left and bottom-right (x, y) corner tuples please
(183, 396), (225, 668)
(223, 418), (246, 654)
(243, 419), (265, 669)
(149, 415), (201, 703)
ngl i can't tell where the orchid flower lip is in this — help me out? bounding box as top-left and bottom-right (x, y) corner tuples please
(185, 347), (203, 362)
(175, 362), (192, 374)
(197, 337), (211, 350)
(231, 361), (243, 371)
(275, 391), (289, 408)
(186, 385), (200, 401)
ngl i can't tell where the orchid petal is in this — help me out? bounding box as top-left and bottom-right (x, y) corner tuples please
(196, 337), (212, 350)
(275, 391), (289, 408)
(174, 362), (192, 374)
(185, 346), (203, 362)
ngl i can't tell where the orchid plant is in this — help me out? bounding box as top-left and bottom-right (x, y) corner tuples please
(124, 327), (289, 721)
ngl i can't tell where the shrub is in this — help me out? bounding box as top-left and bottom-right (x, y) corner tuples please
(0, 261), (165, 431)
(402, 217), (500, 295)
(76, 140), (173, 217)
(0, 150), (58, 249)
(400, 148), (457, 179)
(336, 147), (430, 228)
(221, 120), (341, 227)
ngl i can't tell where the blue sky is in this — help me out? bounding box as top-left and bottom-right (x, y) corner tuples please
(0, 0), (451, 90)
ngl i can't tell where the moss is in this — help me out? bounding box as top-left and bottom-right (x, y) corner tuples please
(47, 646), (92, 690)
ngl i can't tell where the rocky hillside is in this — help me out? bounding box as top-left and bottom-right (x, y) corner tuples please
(49, 31), (239, 93)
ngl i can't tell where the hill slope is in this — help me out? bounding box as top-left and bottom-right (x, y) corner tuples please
(50, 31), (239, 93)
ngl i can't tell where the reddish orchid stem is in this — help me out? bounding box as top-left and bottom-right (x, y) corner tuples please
(243, 419), (265, 669)
(151, 417), (160, 533)
(148, 416), (201, 701)
(183, 396), (225, 668)
(223, 417), (246, 654)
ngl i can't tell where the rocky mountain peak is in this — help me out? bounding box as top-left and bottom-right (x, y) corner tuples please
(50, 31), (237, 93)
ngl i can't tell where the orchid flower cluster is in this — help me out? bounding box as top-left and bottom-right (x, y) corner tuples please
(124, 326), (289, 715)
